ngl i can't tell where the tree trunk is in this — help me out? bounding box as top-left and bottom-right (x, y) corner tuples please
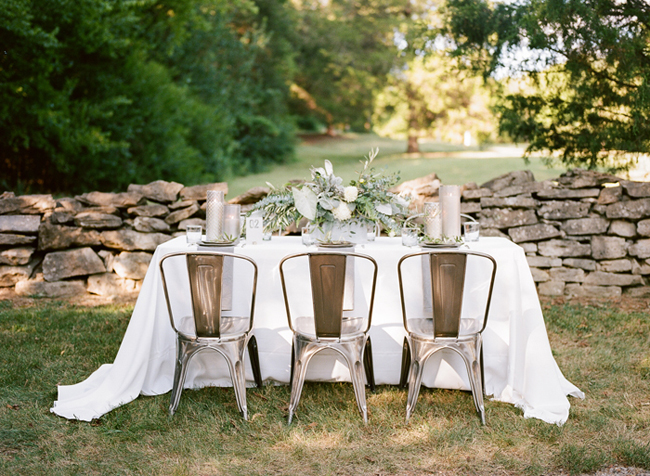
(406, 82), (420, 153)
(407, 134), (419, 153)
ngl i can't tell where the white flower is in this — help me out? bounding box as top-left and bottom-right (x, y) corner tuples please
(332, 202), (352, 221)
(343, 186), (358, 202)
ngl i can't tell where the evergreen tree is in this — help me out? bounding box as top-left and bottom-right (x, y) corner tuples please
(442, 0), (650, 170)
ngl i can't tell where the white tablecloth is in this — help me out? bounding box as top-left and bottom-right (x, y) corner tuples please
(51, 236), (583, 424)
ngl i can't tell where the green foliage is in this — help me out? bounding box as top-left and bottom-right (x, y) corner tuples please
(0, 0), (296, 194)
(253, 149), (408, 234)
(289, 0), (405, 132)
(373, 53), (498, 146)
(441, 0), (650, 171)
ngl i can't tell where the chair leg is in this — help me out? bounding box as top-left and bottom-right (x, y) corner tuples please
(363, 337), (376, 392)
(339, 339), (369, 424)
(405, 340), (426, 422)
(169, 338), (193, 416)
(458, 339), (485, 425)
(288, 337), (313, 425)
(222, 339), (249, 420)
(399, 337), (411, 389)
(247, 335), (263, 388)
(289, 342), (295, 389)
(479, 344), (480, 396)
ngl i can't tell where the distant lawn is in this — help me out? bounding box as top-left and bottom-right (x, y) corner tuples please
(227, 133), (566, 198)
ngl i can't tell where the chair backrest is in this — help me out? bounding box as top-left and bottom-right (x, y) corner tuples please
(398, 250), (497, 338)
(160, 251), (258, 338)
(279, 251), (378, 338)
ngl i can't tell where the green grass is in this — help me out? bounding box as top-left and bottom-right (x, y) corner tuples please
(226, 133), (567, 198)
(1, 298), (649, 475)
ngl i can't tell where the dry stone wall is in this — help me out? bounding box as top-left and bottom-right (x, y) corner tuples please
(459, 168), (650, 300)
(1, 168), (650, 301)
(0, 180), (228, 299)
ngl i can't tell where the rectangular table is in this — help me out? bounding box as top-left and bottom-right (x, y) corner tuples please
(51, 236), (583, 424)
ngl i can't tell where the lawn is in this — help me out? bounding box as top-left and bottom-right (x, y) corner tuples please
(1, 298), (649, 475)
(226, 133), (567, 198)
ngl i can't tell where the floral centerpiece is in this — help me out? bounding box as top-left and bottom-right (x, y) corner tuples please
(251, 148), (410, 240)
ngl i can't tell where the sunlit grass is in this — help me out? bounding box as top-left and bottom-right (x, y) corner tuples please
(1, 298), (649, 475)
(226, 133), (566, 197)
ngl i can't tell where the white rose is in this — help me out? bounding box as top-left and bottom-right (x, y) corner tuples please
(332, 202), (352, 221)
(343, 186), (358, 203)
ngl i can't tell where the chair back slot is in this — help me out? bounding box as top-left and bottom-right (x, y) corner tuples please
(187, 254), (224, 338)
(430, 253), (467, 338)
(309, 254), (347, 337)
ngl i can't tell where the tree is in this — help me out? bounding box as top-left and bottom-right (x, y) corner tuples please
(373, 0), (497, 152)
(373, 54), (497, 151)
(0, 0), (297, 194)
(289, 0), (405, 133)
(441, 0), (650, 171)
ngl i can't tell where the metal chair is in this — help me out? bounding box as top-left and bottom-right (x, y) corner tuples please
(398, 250), (497, 424)
(159, 251), (262, 419)
(279, 251), (378, 424)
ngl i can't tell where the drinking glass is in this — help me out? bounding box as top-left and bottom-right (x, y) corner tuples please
(186, 225), (202, 245)
(463, 221), (480, 242)
(366, 222), (378, 242)
(401, 226), (419, 247)
(301, 226), (315, 246)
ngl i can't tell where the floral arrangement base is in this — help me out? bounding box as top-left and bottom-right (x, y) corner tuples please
(311, 221), (367, 244)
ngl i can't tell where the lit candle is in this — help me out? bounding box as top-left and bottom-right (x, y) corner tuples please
(205, 190), (224, 242)
(223, 204), (241, 239)
(440, 185), (461, 239)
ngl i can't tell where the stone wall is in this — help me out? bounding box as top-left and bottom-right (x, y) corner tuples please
(459, 168), (650, 300)
(0, 180), (234, 298)
(1, 168), (649, 300)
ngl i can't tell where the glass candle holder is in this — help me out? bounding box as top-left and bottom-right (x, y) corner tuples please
(205, 190), (224, 242)
(423, 202), (442, 239)
(223, 204), (241, 240)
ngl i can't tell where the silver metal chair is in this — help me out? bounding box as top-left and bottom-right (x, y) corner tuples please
(279, 251), (378, 424)
(398, 250), (497, 424)
(159, 251), (262, 419)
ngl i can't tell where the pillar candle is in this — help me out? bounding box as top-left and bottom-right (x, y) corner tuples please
(440, 185), (461, 239)
(223, 204), (241, 239)
(205, 190), (224, 241)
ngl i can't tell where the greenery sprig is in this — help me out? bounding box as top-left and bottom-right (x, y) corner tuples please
(251, 148), (410, 235)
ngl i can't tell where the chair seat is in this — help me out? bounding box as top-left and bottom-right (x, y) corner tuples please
(408, 317), (483, 339)
(176, 315), (251, 339)
(292, 315), (367, 340)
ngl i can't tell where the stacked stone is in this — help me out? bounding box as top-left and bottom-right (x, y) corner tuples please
(3, 168), (650, 301)
(0, 181), (227, 299)
(461, 169), (650, 300)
